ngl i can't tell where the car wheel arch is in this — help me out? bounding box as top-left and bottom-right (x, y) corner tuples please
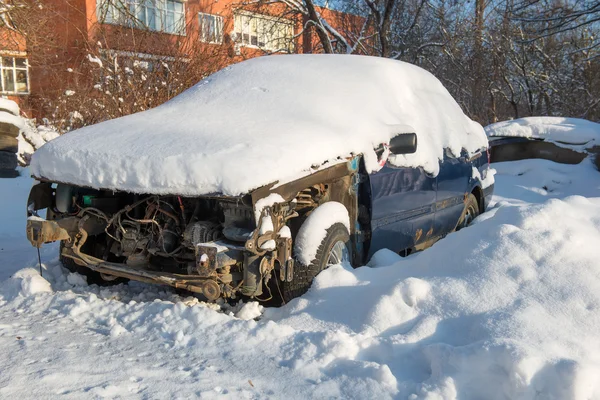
(470, 185), (485, 214)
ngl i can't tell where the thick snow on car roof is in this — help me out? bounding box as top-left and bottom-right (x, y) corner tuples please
(485, 117), (600, 145)
(31, 55), (487, 196)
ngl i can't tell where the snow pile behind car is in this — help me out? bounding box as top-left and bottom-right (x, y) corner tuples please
(30, 54), (487, 196)
(486, 116), (600, 145)
(3, 159), (600, 398)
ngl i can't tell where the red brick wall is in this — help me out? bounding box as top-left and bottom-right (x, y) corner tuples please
(0, 0), (357, 119)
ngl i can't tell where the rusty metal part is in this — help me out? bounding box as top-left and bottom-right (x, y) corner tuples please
(195, 242), (244, 275)
(260, 256), (274, 275)
(295, 184), (328, 208)
(245, 203), (297, 257)
(27, 182), (54, 214)
(251, 160), (354, 204)
(26, 219), (71, 248)
(202, 280), (221, 301)
(414, 228), (423, 243)
(242, 254), (262, 297)
(276, 236), (294, 282)
(62, 242), (222, 297)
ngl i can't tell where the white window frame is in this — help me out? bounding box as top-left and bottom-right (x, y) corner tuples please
(0, 56), (30, 95)
(97, 0), (186, 35)
(198, 12), (223, 44)
(233, 11), (294, 52)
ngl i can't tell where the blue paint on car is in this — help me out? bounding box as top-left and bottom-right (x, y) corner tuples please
(363, 143), (493, 259)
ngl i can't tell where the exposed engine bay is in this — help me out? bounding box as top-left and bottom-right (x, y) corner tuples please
(25, 160), (361, 303)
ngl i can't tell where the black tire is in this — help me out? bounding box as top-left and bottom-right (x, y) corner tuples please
(0, 151), (17, 171)
(0, 135), (18, 153)
(60, 241), (128, 286)
(279, 222), (351, 303)
(0, 121), (20, 138)
(456, 193), (480, 230)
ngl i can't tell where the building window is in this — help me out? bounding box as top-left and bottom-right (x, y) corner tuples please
(97, 0), (186, 35)
(233, 11), (294, 52)
(0, 57), (29, 95)
(198, 13), (223, 44)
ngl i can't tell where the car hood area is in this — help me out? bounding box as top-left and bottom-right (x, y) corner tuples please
(31, 55), (488, 196)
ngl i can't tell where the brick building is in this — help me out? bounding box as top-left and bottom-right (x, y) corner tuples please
(0, 1), (359, 121)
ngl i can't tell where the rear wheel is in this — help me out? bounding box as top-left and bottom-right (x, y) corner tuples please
(457, 193), (480, 230)
(279, 223), (351, 303)
(59, 240), (128, 286)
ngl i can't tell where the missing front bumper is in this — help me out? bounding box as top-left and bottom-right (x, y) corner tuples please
(60, 246), (224, 300)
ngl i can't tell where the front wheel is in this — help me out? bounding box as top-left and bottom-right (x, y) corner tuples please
(456, 193), (480, 230)
(279, 223), (351, 304)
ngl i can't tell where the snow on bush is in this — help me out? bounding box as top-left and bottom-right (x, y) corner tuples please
(0, 99), (59, 166)
(294, 201), (350, 266)
(17, 121), (59, 165)
(485, 116), (600, 145)
(0, 98), (20, 116)
(30, 55), (488, 196)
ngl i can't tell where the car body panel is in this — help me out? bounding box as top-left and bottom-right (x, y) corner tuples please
(367, 147), (492, 259)
(368, 163), (436, 258)
(433, 151), (471, 236)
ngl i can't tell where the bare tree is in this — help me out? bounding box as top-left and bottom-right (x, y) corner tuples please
(28, 1), (233, 132)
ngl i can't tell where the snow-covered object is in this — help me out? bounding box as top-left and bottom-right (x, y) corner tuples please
(294, 201), (350, 266)
(254, 193), (285, 222)
(31, 55), (487, 196)
(472, 165), (496, 189)
(0, 268), (52, 301)
(234, 301), (264, 320)
(0, 98), (20, 116)
(486, 116), (600, 145)
(17, 122), (59, 166)
(0, 109), (25, 130)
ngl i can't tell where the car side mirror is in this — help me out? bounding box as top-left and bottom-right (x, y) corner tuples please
(389, 133), (417, 155)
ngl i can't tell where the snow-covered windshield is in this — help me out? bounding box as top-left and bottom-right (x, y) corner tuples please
(31, 54), (488, 196)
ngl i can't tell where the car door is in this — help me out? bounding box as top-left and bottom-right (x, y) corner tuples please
(368, 162), (437, 259)
(433, 148), (472, 236)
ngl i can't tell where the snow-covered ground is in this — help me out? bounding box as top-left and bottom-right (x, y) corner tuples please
(2, 158), (600, 399)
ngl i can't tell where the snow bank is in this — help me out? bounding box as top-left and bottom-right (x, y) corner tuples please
(485, 116), (600, 145)
(270, 191), (600, 398)
(5, 159), (600, 398)
(31, 55), (487, 196)
(0, 268), (52, 301)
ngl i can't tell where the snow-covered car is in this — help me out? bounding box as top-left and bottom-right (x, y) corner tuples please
(486, 117), (600, 165)
(25, 55), (493, 303)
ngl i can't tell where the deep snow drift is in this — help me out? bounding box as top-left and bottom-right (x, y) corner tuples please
(485, 116), (600, 146)
(2, 158), (600, 399)
(30, 55), (487, 196)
